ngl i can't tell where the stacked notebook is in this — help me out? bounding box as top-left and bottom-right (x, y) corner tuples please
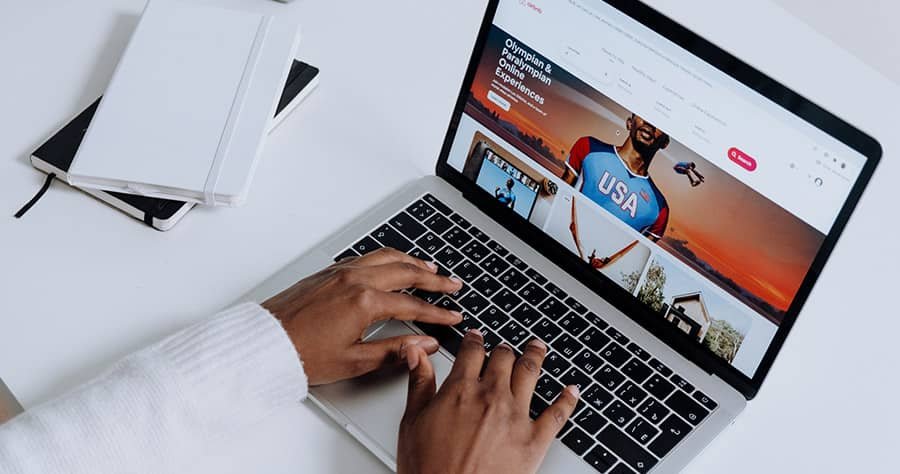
(31, 60), (319, 230)
(23, 0), (316, 230)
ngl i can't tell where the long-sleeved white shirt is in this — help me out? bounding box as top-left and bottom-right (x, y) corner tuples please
(0, 303), (308, 474)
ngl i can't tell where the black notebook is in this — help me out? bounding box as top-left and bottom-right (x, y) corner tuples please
(28, 60), (320, 231)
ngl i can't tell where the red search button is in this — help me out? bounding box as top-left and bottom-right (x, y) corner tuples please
(728, 147), (757, 171)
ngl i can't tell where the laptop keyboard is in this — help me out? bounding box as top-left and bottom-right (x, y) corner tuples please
(334, 194), (718, 474)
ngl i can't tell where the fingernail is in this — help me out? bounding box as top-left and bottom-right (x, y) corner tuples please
(467, 328), (483, 338)
(416, 337), (439, 352)
(425, 261), (438, 271)
(527, 339), (546, 350)
(450, 310), (464, 322)
(566, 385), (580, 398)
(407, 347), (420, 370)
(450, 275), (462, 285)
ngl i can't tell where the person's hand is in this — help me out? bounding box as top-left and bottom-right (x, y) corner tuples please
(397, 330), (580, 474)
(262, 248), (464, 386)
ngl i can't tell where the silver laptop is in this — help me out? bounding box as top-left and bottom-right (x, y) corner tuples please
(243, 0), (881, 472)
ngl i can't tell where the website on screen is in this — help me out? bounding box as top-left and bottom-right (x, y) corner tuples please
(447, 0), (865, 377)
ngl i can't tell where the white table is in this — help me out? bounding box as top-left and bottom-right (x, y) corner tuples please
(1, 1), (898, 472)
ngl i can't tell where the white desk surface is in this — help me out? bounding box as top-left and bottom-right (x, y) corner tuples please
(1, 1), (898, 472)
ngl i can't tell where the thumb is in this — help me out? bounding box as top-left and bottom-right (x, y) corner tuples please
(402, 344), (436, 424)
(352, 335), (439, 376)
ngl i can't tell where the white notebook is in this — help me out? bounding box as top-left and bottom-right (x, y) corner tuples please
(67, 0), (301, 206)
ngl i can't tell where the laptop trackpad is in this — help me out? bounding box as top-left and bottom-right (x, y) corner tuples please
(308, 321), (454, 463)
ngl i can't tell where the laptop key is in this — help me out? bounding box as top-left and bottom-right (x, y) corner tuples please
(532, 318), (563, 344)
(665, 391), (709, 426)
(498, 268), (529, 291)
(692, 391), (718, 411)
(407, 247), (429, 261)
(453, 260), (483, 283)
(525, 268), (548, 285)
(564, 297), (588, 315)
(637, 399), (670, 425)
(443, 227), (473, 248)
(519, 282), (550, 306)
(580, 327), (611, 352)
(545, 281), (567, 300)
(423, 213), (453, 236)
(536, 374), (563, 401)
(390, 212), (428, 240)
(371, 224), (414, 252)
(586, 312), (609, 329)
(406, 200), (436, 221)
(626, 418), (660, 445)
(584, 446), (617, 473)
(643, 374), (675, 401)
(453, 312), (482, 334)
(449, 282), (470, 300)
(352, 236), (382, 255)
(622, 359), (653, 384)
(605, 327), (629, 345)
(481, 329), (502, 352)
(529, 396), (549, 419)
(482, 255), (510, 277)
(670, 374), (694, 393)
(491, 288), (523, 313)
(416, 322), (462, 356)
(648, 415), (691, 458)
(472, 274), (502, 298)
(435, 297), (462, 313)
(434, 246), (465, 268)
(609, 464), (637, 474)
(595, 365), (626, 391)
(486, 239), (509, 256)
(449, 213), (472, 230)
(561, 426), (594, 456)
(583, 384), (614, 411)
(480, 306), (509, 331)
(459, 292), (490, 315)
(511, 305), (541, 327)
(597, 426), (657, 473)
(412, 288), (442, 304)
(600, 344), (631, 368)
(626, 343), (651, 362)
(415, 232), (446, 255)
(333, 248), (358, 262)
(648, 358), (673, 377)
(498, 321), (529, 347)
(575, 406), (608, 436)
(422, 194), (452, 215)
(470, 226), (489, 242)
(537, 297), (568, 320)
(602, 401), (636, 428)
(616, 382), (649, 408)
(554, 334), (585, 359)
(573, 349), (603, 375)
(541, 351), (568, 377)
(505, 253), (528, 271)
(560, 367), (592, 392)
(460, 240), (490, 263)
(559, 311), (589, 336)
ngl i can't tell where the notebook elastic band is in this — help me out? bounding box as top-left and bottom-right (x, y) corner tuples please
(14, 173), (56, 219)
(202, 16), (272, 205)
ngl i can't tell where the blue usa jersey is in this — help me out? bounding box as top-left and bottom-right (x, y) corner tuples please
(568, 136), (669, 239)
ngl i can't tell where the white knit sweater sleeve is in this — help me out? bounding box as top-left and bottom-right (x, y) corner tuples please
(0, 303), (308, 474)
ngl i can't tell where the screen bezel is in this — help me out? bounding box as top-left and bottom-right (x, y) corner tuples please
(435, 0), (882, 399)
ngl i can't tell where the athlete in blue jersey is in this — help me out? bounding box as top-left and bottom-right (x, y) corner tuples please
(674, 161), (705, 187)
(494, 178), (517, 210)
(562, 114), (671, 269)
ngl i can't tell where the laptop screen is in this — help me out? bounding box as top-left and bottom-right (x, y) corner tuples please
(444, 0), (872, 379)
